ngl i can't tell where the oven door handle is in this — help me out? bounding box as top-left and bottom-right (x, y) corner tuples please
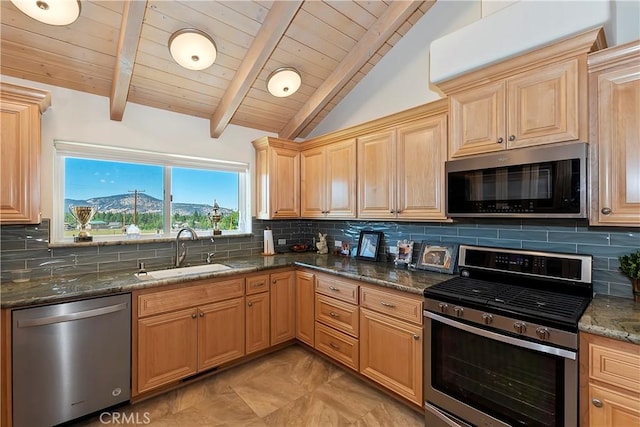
(425, 311), (576, 360)
(425, 402), (472, 427)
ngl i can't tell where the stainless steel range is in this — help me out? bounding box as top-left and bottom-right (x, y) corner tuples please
(423, 245), (593, 427)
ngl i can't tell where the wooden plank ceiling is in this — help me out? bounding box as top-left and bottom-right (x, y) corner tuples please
(0, 0), (435, 139)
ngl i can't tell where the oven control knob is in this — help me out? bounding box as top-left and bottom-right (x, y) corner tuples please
(513, 321), (527, 334)
(481, 313), (493, 325)
(536, 327), (550, 340)
(454, 306), (464, 317)
(438, 302), (449, 313)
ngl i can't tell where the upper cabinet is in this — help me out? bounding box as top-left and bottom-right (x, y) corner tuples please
(438, 28), (605, 160)
(301, 138), (356, 219)
(588, 40), (640, 227)
(252, 137), (300, 219)
(0, 83), (50, 224)
(357, 102), (448, 221)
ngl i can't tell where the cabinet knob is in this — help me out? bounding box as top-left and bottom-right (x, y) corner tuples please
(272, 280), (277, 284)
(390, 210), (395, 214)
(601, 207), (612, 215)
(497, 137), (504, 144)
(508, 135), (516, 142)
(413, 334), (420, 340)
(191, 313), (197, 319)
(592, 398), (603, 408)
(248, 301), (253, 307)
(199, 312), (205, 317)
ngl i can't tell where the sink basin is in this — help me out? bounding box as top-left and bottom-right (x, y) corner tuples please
(136, 264), (231, 280)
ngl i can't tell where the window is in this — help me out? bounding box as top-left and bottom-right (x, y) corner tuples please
(53, 141), (250, 243)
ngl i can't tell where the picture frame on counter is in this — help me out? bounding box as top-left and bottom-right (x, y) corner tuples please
(394, 240), (414, 266)
(356, 230), (383, 261)
(417, 241), (458, 274)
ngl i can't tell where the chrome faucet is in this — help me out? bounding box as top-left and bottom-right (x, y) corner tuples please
(175, 226), (198, 268)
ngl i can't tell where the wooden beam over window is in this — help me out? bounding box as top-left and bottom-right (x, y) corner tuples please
(209, 1), (303, 138)
(278, 0), (424, 140)
(110, 0), (147, 121)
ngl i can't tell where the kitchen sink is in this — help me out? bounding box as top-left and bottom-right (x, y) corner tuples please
(136, 263), (232, 280)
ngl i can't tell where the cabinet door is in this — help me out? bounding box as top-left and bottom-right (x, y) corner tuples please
(507, 59), (580, 149)
(592, 62), (640, 225)
(295, 270), (315, 346)
(396, 115), (448, 220)
(0, 101), (41, 224)
(300, 147), (326, 218)
(357, 130), (396, 218)
(589, 383), (640, 427)
(359, 308), (423, 405)
(270, 146), (300, 218)
(449, 81), (506, 158)
(137, 308), (198, 393)
(270, 271), (296, 345)
(325, 138), (357, 218)
(198, 298), (245, 371)
(246, 292), (270, 354)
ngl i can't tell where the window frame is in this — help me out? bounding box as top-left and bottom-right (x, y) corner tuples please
(52, 141), (250, 243)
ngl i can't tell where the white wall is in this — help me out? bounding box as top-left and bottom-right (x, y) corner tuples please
(0, 75), (275, 219)
(612, 0), (640, 45)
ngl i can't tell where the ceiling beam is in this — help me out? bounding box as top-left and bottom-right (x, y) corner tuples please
(209, 1), (303, 138)
(278, 0), (423, 140)
(110, 0), (147, 121)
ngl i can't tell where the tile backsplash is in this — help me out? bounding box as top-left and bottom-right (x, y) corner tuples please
(1, 218), (638, 299)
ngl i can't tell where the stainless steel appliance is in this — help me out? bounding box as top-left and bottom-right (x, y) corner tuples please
(12, 293), (131, 427)
(423, 245), (592, 427)
(445, 142), (588, 218)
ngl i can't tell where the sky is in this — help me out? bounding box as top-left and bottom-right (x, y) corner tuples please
(65, 158), (239, 209)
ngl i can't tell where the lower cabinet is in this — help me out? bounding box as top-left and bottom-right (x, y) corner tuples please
(198, 298), (245, 370)
(296, 270), (315, 346)
(270, 270), (296, 345)
(580, 332), (640, 426)
(246, 291), (270, 355)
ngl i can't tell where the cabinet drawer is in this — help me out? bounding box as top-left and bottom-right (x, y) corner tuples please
(589, 342), (640, 394)
(315, 275), (358, 304)
(138, 278), (245, 317)
(360, 286), (423, 325)
(246, 274), (269, 295)
(315, 322), (359, 371)
(315, 294), (359, 338)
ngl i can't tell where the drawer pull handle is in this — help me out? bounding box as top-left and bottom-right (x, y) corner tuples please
(380, 301), (396, 308)
(329, 286), (340, 292)
(329, 311), (340, 317)
(592, 398), (603, 408)
(329, 342), (340, 350)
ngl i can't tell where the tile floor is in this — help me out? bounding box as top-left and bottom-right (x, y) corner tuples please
(75, 344), (424, 426)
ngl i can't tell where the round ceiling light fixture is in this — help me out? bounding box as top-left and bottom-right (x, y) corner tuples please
(169, 29), (217, 71)
(10, 0), (81, 26)
(267, 67), (301, 97)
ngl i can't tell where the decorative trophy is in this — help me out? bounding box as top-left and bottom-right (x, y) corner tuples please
(208, 200), (223, 235)
(69, 206), (96, 242)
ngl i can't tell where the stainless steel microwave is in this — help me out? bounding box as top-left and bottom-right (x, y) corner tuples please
(445, 143), (588, 218)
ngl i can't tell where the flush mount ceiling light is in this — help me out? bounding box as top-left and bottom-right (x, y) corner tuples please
(10, 0), (81, 26)
(267, 67), (301, 97)
(169, 29), (217, 71)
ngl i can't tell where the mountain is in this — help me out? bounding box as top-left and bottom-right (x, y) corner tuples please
(65, 193), (234, 215)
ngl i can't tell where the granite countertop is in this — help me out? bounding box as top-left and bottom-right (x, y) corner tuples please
(578, 294), (640, 345)
(0, 253), (453, 309)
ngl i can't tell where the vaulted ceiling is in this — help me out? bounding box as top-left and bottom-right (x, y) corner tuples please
(0, 1), (435, 139)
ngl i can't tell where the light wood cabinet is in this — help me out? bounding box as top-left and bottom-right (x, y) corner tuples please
(252, 136), (300, 219)
(588, 41), (640, 226)
(0, 83), (50, 224)
(449, 59), (582, 158)
(270, 270), (296, 345)
(301, 138), (356, 218)
(580, 332), (640, 426)
(357, 113), (448, 221)
(246, 291), (270, 354)
(359, 285), (423, 406)
(295, 270), (315, 346)
(134, 278), (245, 394)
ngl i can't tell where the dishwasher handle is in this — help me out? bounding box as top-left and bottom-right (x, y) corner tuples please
(17, 302), (129, 328)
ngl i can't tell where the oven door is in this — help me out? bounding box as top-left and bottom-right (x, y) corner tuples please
(424, 311), (578, 427)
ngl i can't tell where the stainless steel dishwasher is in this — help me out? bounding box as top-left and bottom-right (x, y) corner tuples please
(12, 293), (131, 427)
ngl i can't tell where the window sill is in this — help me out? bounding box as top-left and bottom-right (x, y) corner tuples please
(49, 232), (254, 249)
